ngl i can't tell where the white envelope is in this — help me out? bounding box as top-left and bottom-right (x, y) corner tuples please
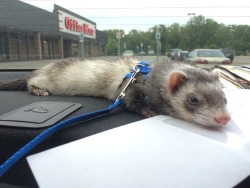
(27, 89), (250, 188)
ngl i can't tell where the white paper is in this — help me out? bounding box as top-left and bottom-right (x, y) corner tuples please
(27, 89), (250, 188)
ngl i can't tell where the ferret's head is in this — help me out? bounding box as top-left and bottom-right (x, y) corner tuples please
(163, 68), (230, 127)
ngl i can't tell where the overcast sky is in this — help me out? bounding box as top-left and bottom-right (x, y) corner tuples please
(21, 0), (250, 33)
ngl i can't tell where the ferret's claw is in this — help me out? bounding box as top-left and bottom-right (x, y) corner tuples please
(31, 88), (49, 97)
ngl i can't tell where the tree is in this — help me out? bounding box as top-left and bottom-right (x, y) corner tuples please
(105, 29), (125, 55)
(231, 25), (250, 54)
(184, 16), (219, 49)
(165, 23), (182, 50)
(102, 15), (250, 56)
(214, 24), (234, 48)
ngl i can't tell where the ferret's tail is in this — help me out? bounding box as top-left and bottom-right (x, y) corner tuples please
(0, 78), (27, 91)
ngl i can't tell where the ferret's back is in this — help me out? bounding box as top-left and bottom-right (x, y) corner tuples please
(27, 58), (139, 99)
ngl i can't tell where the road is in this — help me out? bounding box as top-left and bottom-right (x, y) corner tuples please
(139, 55), (250, 71)
(191, 56), (250, 69)
(0, 56), (249, 70)
(232, 56), (250, 65)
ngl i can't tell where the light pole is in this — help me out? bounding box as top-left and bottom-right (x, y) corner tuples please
(124, 42), (126, 52)
(79, 32), (84, 58)
(188, 13), (195, 19)
(155, 26), (161, 61)
(140, 42), (143, 58)
(116, 32), (121, 56)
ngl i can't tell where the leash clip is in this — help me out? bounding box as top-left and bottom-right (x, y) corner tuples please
(133, 63), (144, 72)
(116, 65), (141, 101)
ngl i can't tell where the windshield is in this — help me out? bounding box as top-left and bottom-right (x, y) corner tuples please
(197, 50), (225, 58)
(1, 2), (250, 188)
(0, 0), (249, 66)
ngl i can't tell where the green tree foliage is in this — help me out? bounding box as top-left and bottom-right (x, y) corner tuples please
(105, 29), (125, 55)
(104, 15), (250, 55)
(231, 25), (250, 54)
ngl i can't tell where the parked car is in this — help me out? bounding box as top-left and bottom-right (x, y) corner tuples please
(148, 50), (155, 55)
(123, 50), (134, 57)
(139, 51), (146, 55)
(178, 50), (189, 61)
(166, 49), (172, 57)
(186, 49), (232, 64)
(169, 48), (182, 60)
(220, 48), (234, 62)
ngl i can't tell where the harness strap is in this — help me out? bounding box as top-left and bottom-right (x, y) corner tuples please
(0, 62), (151, 177)
(125, 62), (152, 79)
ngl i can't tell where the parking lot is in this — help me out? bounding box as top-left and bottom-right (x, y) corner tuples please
(0, 55), (249, 70)
(231, 56), (250, 65)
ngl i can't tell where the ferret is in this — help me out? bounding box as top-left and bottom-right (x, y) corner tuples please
(0, 57), (230, 127)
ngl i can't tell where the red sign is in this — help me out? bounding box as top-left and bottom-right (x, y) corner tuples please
(58, 10), (96, 39)
(65, 17), (95, 36)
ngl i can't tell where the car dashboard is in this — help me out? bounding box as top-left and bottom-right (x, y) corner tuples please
(0, 70), (144, 188)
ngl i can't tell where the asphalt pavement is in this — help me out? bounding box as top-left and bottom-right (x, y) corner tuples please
(0, 55), (249, 70)
(0, 56), (159, 70)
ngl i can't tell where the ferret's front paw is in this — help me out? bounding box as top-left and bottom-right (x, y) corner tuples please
(139, 108), (157, 118)
(32, 88), (49, 96)
(39, 91), (49, 96)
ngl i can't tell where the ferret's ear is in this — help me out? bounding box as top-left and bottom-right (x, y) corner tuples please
(167, 70), (188, 92)
(211, 69), (220, 80)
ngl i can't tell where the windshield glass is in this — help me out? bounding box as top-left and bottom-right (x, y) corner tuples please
(0, 0), (249, 67)
(197, 50), (225, 58)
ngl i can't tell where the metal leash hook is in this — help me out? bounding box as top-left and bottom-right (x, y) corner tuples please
(116, 64), (144, 100)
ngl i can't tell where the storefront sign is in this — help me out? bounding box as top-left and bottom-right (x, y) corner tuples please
(58, 10), (96, 39)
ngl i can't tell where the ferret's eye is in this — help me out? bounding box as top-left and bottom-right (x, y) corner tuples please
(224, 97), (227, 104)
(189, 97), (200, 105)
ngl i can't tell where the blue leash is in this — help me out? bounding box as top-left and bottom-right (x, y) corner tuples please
(0, 62), (151, 177)
(0, 98), (122, 177)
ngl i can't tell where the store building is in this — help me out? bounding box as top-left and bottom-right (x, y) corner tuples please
(0, 0), (108, 61)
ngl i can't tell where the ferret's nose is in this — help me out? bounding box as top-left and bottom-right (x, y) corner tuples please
(214, 115), (231, 126)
